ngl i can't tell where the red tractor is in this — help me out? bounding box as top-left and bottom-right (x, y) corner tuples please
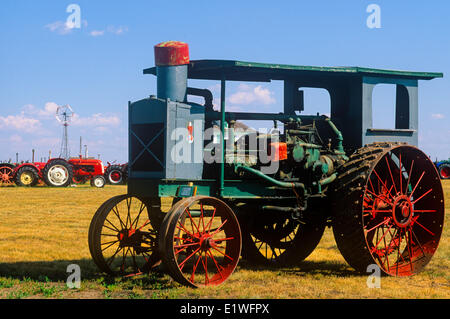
(13, 161), (48, 187)
(9, 157), (106, 188)
(68, 157), (106, 188)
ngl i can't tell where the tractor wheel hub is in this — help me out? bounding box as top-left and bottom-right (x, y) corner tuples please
(199, 235), (215, 251)
(48, 166), (68, 184)
(118, 229), (140, 247)
(392, 195), (413, 228)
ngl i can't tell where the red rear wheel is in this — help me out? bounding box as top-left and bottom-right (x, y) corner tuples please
(332, 143), (445, 276)
(159, 196), (242, 287)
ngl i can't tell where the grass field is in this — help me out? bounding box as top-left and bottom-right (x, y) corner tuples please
(0, 181), (449, 299)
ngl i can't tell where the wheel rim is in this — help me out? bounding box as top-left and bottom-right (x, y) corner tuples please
(109, 170), (122, 183)
(362, 146), (444, 276)
(20, 171), (34, 185)
(47, 165), (69, 186)
(440, 166), (450, 179)
(0, 166), (14, 185)
(94, 177), (104, 187)
(164, 197), (241, 287)
(91, 195), (160, 276)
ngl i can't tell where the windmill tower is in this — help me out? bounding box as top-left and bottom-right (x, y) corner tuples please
(56, 105), (74, 159)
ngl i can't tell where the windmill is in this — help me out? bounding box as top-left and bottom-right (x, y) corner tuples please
(56, 104), (74, 159)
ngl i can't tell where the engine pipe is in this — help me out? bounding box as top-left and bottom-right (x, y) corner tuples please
(325, 118), (345, 154)
(187, 87), (214, 111)
(235, 164), (305, 191)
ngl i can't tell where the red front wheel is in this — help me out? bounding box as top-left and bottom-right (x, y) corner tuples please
(0, 166), (14, 186)
(88, 195), (162, 276)
(159, 196), (242, 287)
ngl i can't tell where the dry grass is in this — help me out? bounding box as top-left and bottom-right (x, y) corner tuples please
(0, 181), (449, 299)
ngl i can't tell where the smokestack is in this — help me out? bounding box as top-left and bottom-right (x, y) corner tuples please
(32, 149), (35, 163)
(154, 41), (189, 102)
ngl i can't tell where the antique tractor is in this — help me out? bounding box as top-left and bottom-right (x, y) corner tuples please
(88, 41), (445, 287)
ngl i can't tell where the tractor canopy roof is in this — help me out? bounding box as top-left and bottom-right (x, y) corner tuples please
(144, 59), (443, 82)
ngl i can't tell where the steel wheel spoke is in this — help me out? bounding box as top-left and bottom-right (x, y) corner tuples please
(409, 171), (425, 200)
(412, 217), (435, 236)
(372, 168), (395, 200)
(399, 153), (402, 195)
(411, 188), (432, 205)
(131, 202), (146, 229)
(385, 156), (398, 194)
(178, 247), (201, 270)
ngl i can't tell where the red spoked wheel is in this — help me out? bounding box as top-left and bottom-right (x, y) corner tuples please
(159, 196), (242, 287)
(332, 143), (445, 276)
(0, 165), (15, 186)
(88, 195), (163, 277)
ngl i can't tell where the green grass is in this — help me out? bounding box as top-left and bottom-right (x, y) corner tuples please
(0, 181), (449, 299)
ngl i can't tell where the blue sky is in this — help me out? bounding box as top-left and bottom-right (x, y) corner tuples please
(0, 0), (449, 163)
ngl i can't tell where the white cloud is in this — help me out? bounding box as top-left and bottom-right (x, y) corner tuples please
(89, 30), (105, 37)
(228, 84), (276, 106)
(431, 113), (445, 119)
(19, 102), (120, 127)
(45, 20), (87, 35)
(107, 25), (128, 35)
(72, 113), (120, 127)
(42, 102), (59, 116)
(0, 114), (41, 133)
(21, 102), (60, 119)
(45, 21), (75, 35)
(89, 25), (129, 37)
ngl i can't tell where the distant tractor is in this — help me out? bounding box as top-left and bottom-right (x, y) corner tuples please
(435, 159), (450, 179)
(69, 157), (106, 188)
(9, 157), (106, 188)
(88, 41), (445, 287)
(14, 161), (48, 187)
(104, 162), (128, 185)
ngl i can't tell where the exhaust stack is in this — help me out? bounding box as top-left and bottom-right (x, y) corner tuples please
(154, 41), (189, 102)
